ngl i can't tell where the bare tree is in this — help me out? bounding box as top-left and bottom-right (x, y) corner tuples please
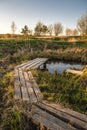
(34, 22), (43, 36)
(66, 28), (72, 36)
(11, 21), (16, 35)
(21, 25), (31, 48)
(34, 22), (48, 35)
(77, 12), (87, 36)
(72, 29), (78, 36)
(54, 23), (63, 36)
(48, 24), (53, 36)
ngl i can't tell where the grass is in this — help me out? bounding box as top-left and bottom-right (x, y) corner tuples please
(33, 69), (87, 114)
(0, 37), (87, 129)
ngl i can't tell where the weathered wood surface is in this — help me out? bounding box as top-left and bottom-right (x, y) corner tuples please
(32, 106), (77, 130)
(33, 114), (66, 130)
(14, 58), (48, 102)
(28, 71), (43, 101)
(24, 71), (37, 103)
(66, 69), (83, 75)
(14, 68), (21, 99)
(16, 58), (39, 69)
(21, 58), (41, 69)
(18, 68), (29, 101)
(42, 100), (87, 123)
(26, 58), (48, 70)
(36, 102), (87, 130)
(32, 58), (48, 69)
(14, 58), (87, 130)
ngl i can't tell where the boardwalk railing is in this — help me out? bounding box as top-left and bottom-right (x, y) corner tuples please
(14, 58), (87, 130)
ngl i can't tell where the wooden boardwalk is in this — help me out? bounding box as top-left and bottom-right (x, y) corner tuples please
(14, 58), (87, 130)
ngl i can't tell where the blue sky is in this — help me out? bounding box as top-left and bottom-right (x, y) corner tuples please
(0, 0), (87, 34)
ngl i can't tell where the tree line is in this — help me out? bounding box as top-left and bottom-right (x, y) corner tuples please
(5, 12), (87, 37)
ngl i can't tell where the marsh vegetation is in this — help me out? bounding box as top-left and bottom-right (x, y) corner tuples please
(0, 37), (87, 129)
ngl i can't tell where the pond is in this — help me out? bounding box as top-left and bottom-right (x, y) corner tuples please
(40, 61), (85, 74)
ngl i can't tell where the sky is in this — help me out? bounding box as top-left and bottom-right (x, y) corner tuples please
(0, 0), (87, 34)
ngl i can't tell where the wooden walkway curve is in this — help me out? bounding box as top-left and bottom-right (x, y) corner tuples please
(14, 58), (87, 130)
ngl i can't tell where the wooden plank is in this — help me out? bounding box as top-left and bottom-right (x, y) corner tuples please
(26, 58), (44, 70)
(43, 101), (87, 123)
(16, 60), (32, 68)
(32, 81), (43, 101)
(33, 106), (77, 130)
(14, 69), (21, 99)
(24, 71), (37, 103)
(16, 58), (39, 69)
(26, 58), (48, 70)
(38, 102), (87, 130)
(21, 58), (41, 69)
(32, 59), (48, 69)
(28, 71), (34, 80)
(30, 59), (48, 69)
(18, 68), (29, 101)
(66, 69), (83, 75)
(33, 114), (65, 130)
(28, 71), (43, 101)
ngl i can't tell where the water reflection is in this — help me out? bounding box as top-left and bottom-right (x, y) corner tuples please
(40, 61), (84, 74)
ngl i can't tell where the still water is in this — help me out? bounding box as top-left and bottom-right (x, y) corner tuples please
(40, 61), (84, 74)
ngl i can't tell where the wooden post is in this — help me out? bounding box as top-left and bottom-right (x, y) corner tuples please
(43, 63), (46, 69)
